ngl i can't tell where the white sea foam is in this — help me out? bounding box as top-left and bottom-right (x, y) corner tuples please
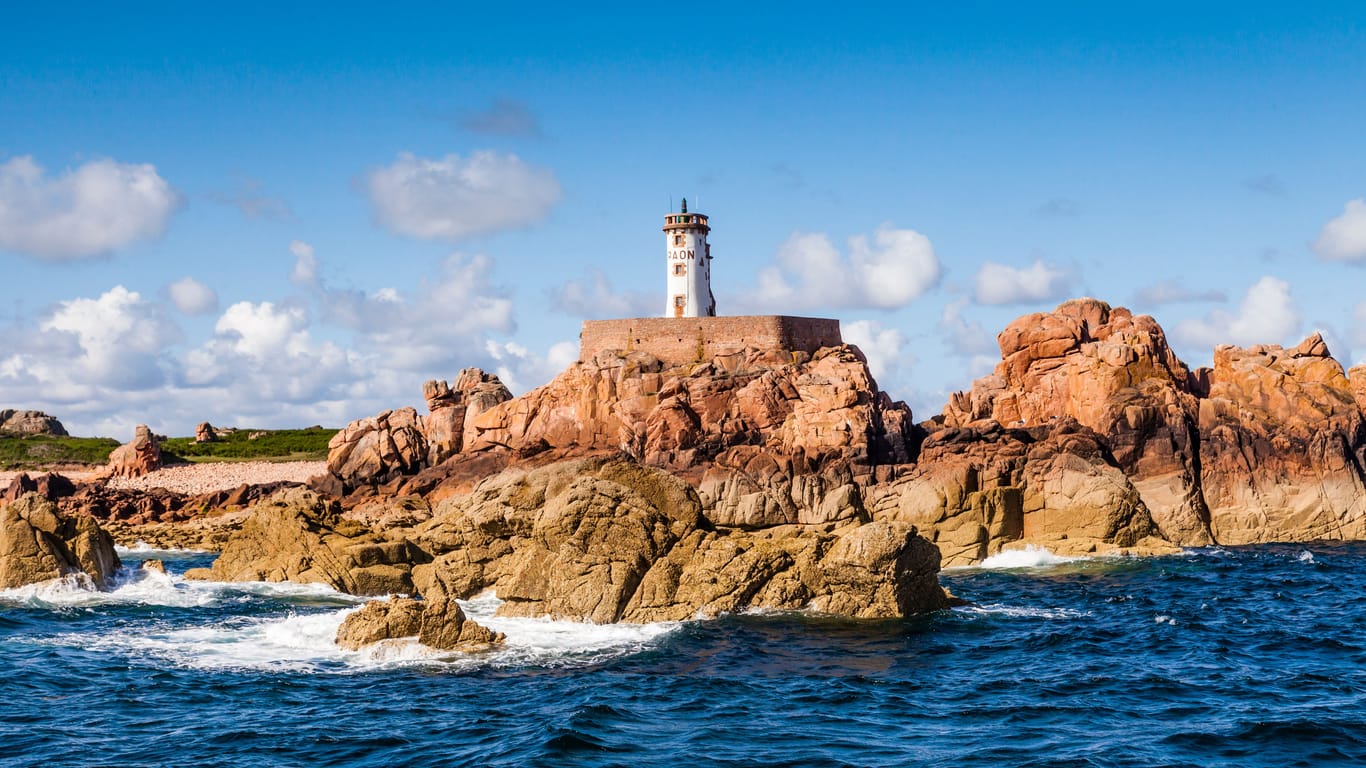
(34, 588), (681, 673)
(957, 603), (1090, 620)
(0, 567), (365, 610)
(1297, 550), (1316, 564)
(966, 545), (1083, 570)
(115, 541), (211, 556)
(1154, 614), (1177, 625)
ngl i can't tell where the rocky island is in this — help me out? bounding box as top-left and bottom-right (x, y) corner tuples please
(5, 297), (1366, 652)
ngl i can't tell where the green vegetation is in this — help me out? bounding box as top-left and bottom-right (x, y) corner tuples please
(161, 427), (337, 462)
(0, 434), (121, 469)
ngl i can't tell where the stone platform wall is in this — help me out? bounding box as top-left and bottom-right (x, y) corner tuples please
(579, 316), (843, 366)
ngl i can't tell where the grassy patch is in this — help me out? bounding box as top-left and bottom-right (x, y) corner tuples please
(161, 427), (337, 462)
(0, 434), (121, 469)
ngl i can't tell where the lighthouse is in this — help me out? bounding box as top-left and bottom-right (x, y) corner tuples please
(663, 198), (715, 318)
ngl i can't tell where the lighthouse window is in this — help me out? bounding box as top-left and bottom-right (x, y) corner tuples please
(673, 263), (686, 276)
(674, 295), (686, 308)
(674, 235), (683, 246)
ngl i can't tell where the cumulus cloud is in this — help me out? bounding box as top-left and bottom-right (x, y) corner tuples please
(0, 241), (580, 435)
(1175, 276), (1301, 349)
(842, 319), (911, 392)
(166, 277), (219, 315)
(0, 156), (181, 260)
(460, 98), (542, 137)
(0, 286), (181, 400)
(939, 297), (997, 355)
(740, 225), (940, 313)
(366, 151), (561, 241)
(1132, 279), (1227, 306)
(1312, 199), (1366, 262)
(973, 259), (1074, 306)
(553, 270), (656, 319)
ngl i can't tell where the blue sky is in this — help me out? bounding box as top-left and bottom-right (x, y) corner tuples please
(3, 3), (1365, 437)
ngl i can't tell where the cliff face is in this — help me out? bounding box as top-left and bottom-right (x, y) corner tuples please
(941, 299), (1366, 548)
(942, 299), (1209, 545)
(1196, 337), (1366, 544)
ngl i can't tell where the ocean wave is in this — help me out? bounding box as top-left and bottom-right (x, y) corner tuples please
(30, 590), (681, 674)
(0, 567), (367, 610)
(954, 545), (1084, 570)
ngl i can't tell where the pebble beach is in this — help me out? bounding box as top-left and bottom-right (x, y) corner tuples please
(1, 461), (327, 495)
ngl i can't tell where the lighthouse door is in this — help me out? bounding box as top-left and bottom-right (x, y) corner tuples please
(673, 295), (685, 318)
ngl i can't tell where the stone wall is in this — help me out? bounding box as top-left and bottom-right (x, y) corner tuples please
(579, 316), (843, 365)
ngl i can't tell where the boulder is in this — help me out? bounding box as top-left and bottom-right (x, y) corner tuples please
(0, 409), (68, 436)
(334, 597), (504, 651)
(194, 422), (218, 443)
(104, 425), (163, 479)
(0, 493), (120, 589)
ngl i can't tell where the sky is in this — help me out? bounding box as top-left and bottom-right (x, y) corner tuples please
(3, 2), (1366, 437)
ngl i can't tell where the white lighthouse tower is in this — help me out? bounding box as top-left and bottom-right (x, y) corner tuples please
(663, 198), (715, 318)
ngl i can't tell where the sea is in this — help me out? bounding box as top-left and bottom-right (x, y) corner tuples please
(3, 542), (1364, 767)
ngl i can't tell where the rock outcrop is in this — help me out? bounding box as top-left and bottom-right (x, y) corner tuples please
(939, 299), (1366, 550)
(0, 493), (120, 589)
(867, 420), (1173, 566)
(942, 298), (1210, 545)
(195, 422), (218, 443)
(325, 368), (512, 491)
(323, 348), (914, 538)
(194, 487), (428, 595)
(0, 409), (68, 436)
(103, 425), (163, 479)
(334, 597), (503, 651)
(1196, 336), (1366, 544)
(412, 457), (948, 623)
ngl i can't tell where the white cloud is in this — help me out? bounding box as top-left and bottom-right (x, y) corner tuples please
(314, 252), (516, 372)
(1349, 302), (1366, 365)
(290, 240), (319, 286)
(842, 320), (911, 392)
(166, 277), (219, 315)
(366, 151), (561, 240)
(553, 269), (656, 319)
(740, 225), (940, 312)
(1312, 199), (1366, 262)
(0, 155), (180, 260)
(1132, 279), (1227, 306)
(938, 297), (996, 357)
(973, 259), (1074, 306)
(1175, 276), (1301, 350)
(0, 287), (180, 413)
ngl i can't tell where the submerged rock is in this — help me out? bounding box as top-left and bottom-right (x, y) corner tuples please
(0, 492), (120, 589)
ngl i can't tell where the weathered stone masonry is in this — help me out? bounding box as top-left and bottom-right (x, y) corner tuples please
(579, 316), (843, 366)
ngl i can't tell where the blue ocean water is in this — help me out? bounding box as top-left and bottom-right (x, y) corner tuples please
(3, 543), (1365, 767)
